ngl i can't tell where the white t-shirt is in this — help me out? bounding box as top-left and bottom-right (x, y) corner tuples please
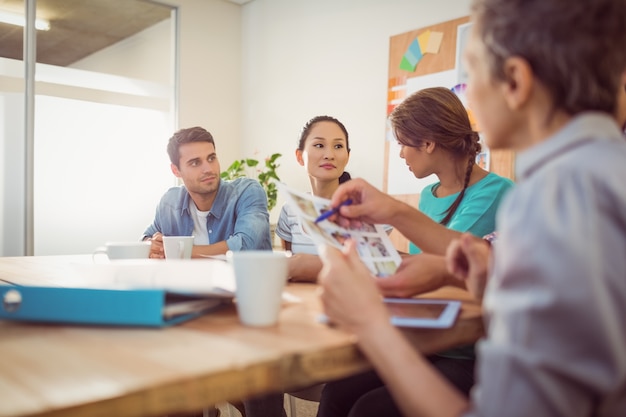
(190, 201), (210, 245)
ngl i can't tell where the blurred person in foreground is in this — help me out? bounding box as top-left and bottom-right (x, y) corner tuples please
(317, 0), (626, 416)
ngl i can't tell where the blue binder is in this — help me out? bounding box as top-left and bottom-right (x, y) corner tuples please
(0, 285), (228, 327)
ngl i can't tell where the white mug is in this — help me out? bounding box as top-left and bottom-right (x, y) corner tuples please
(227, 250), (291, 327)
(162, 236), (194, 260)
(93, 241), (151, 261)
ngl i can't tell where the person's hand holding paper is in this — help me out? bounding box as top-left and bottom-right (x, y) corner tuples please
(328, 178), (401, 229)
(318, 241), (389, 333)
(376, 253), (463, 298)
(329, 178), (467, 256)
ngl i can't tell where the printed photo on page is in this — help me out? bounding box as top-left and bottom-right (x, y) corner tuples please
(277, 182), (402, 277)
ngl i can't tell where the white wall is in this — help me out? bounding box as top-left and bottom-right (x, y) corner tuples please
(169, 0), (243, 167)
(241, 0), (471, 221)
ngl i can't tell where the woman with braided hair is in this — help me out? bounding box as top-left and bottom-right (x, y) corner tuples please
(388, 87), (513, 255)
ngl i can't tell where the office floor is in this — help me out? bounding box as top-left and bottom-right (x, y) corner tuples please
(217, 396), (319, 417)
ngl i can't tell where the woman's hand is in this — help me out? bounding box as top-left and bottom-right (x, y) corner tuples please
(376, 253), (461, 298)
(445, 233), (492, 301)
(328, 178), (401, 228)
(318, 240), (389, 333)
(287, 253), (323, 282)
(328, 178), (457, 255)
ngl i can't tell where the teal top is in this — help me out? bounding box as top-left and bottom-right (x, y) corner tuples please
(409, 172), (514, 254)
(411, 171), (514, 360)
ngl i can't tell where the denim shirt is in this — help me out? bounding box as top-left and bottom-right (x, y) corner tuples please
(143, 177), (272, 251)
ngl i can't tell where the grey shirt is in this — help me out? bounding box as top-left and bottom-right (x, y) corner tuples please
(466, 113), (626, 417)
(276, 202), (319, 255)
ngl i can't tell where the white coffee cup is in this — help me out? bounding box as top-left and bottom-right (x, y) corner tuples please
(227, 250), (291, 327)
(93, 241), (151, 261)
(162, 236), (194, 260)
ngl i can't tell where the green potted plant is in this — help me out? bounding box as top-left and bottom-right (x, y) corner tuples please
(220, 153), (282, 211)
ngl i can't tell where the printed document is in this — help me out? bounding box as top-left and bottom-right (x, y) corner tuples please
(278, 183), (402, 277)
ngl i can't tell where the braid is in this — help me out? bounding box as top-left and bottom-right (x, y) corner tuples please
(439, 132), (480, 225)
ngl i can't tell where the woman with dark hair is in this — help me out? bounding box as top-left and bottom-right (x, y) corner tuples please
(389, 87), (513, 254)
(276, 115), (351, 282)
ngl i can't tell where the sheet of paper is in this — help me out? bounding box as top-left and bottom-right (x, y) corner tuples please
(277, 182), (402, 277)
(65, 259), (236, 297)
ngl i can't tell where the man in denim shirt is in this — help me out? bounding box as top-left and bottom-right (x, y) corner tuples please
(143, 126), (271, 258)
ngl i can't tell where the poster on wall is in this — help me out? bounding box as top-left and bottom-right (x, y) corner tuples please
(476, 133), (490, 171)
(455, 22), (491, 171)
(385, 17), (492, 195)
(455, 22), (472, 86)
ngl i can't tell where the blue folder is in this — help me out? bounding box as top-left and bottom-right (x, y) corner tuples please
(0, 285), (228, 327)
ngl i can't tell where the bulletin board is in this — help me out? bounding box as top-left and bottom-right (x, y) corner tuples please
(383, 16), (515, 252)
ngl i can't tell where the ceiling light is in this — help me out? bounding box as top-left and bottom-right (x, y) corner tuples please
(0, 10), (50, 31)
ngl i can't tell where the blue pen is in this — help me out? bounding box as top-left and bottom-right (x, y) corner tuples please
(314, 199), (353, 224)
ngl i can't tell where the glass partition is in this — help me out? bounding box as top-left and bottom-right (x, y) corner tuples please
(0, 0), (177, 255)
(0, 1), (27, 256)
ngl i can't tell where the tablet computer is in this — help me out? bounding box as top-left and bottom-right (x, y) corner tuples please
(383, 298), (461, 329)
(318, 298), (461, 329)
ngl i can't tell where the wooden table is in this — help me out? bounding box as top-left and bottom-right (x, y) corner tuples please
(0, 255), (484, 417)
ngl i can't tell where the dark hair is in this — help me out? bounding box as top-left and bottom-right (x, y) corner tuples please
(389, 87), (480, 225)
(167, 126), (215, 168)
(338, 171), (352, 184)
(472, 0), (626, 119)
(298, 115), (352, 183)
(298, 115), (350, 151)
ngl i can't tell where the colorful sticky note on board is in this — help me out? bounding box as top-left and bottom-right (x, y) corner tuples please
(425, 31), (443, 54)
(399, 31), (444, 72)
(399, 55), (419, 71)
(417, 30), (431, 52)
(400, 38), (423, 71)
